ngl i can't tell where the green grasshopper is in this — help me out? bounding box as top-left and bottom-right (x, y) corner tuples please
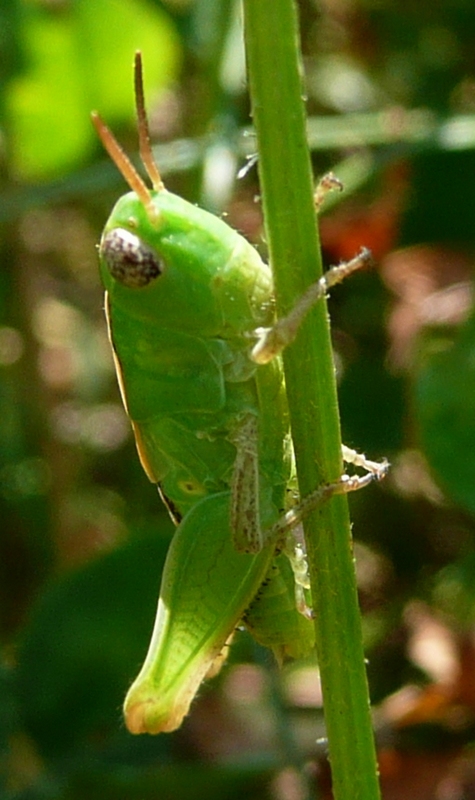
(92, 53), (387, 735)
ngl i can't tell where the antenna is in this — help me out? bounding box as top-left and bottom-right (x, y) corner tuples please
(134, 51), (164, 191)
(91, 111), (155, 213)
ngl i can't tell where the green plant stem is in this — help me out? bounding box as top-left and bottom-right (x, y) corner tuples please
(242, 2), (381, 799)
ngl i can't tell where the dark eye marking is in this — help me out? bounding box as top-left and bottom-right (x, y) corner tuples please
(101, 228), (164, 288)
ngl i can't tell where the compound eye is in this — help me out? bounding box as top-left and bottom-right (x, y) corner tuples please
(101, 228), (164, 288)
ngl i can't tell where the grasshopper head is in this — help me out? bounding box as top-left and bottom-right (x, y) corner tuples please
(93, 52), (273, 338)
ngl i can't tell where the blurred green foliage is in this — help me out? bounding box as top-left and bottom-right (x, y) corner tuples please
(4, 0), (180, 178)
(3, 1), (475, 798)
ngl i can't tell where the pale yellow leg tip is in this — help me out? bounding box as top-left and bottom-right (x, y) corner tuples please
(124, 692), (187, 735)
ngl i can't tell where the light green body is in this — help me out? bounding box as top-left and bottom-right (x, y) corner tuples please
(101, 191), (288, 520)
(99, 188), (314, 733)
